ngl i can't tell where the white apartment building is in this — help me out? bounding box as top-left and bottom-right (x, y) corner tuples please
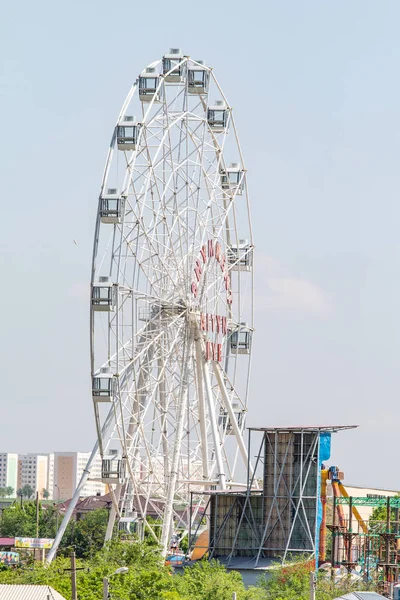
(18, 454), (51, 499)
(53, 452), (105, 500)
(0, 453), (18, 494)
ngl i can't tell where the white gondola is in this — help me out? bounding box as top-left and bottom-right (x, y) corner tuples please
(230, 323), (252, 355)
(188, 60), (209, 95)
(92, 368), (115, 402)
(227, 240), (253, 271)
(119, 517), (141, 535)
(99, 189), (125, 224)
(162, 48), (185, 83)
(116, 117), (140, 151)
(221, 163), (245, 195)
(207, 101), (228, 132)
(139, 68), (162, 102)
(219, 403), (244, 435)
(101, 452), (126, 484)
(91, 277), (117, 311)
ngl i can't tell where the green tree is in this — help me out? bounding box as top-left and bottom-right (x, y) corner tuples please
(0, 540), (173, 600)
(61, 509), (110, 558)
(175, 560), (245, 600)
(0, 488), (6, 498)
(39, 504), (61, 538)
(0, 502), (110, 557)
(0, 541), (381, 600)
(0, 502), (38, 537)
(95, 538), (165, 569)
(42, 488), (50, 499)
(369, 495), (400, 530)
(254, 557), (377, 600)
(18, 485), (34, 499)
(0, 501), (64, 540)
(0, 541), (248, 600)
(5, 486), (14, 498)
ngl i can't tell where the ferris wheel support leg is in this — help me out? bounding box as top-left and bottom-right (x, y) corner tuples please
(46, 446), (99, 563)
(104, 484), (122, 542)
(46, 404), (117, 564)
(212, 362), (254, 481)
(199, 340), (226, 491)
(160, 332), (193, 557)
(194, 337), (209, 480)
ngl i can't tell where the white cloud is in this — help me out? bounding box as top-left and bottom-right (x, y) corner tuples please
(255, 255), (333, 316)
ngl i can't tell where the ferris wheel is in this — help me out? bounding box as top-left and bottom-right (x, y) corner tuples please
(48, 49), (254, 560)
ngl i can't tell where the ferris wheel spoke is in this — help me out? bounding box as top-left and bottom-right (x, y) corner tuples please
(119, 320), (184, 449)
(194, 340), (209, 480)
(117, 227), (179, 294)
(212, 361), (251, 474)
(160, 327), (193, 551)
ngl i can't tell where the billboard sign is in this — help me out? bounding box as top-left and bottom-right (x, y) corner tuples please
(0, 551), (19, 565)
(15, 537), (54, 549)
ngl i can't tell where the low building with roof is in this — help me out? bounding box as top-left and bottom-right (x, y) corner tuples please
(0, 584), (67, 600)
(58, 492), (112, 519)
(334, 592), (388, 600)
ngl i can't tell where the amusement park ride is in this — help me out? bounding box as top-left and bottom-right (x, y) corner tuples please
(47, 49), (254, 563)
(321, 466), (400, 595)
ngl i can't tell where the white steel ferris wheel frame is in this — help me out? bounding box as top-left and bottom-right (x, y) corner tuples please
(47, 51), (254, 562)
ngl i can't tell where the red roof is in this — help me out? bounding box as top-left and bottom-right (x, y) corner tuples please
(0, 538), (15, 546)
(58, 494), (112, 514)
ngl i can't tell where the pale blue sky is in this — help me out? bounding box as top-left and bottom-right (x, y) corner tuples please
(1, 0), (399, 488)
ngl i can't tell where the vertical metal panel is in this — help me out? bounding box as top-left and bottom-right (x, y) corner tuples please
(208, 429), (321, 561)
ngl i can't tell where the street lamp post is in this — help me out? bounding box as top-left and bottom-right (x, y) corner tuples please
(103, 567), (129, 600)
(309, 571), (317, 600)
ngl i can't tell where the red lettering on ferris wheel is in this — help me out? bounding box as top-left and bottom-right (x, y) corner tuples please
(191, 239), (233, 304)
(224, 273), (231, 290)
(205, 341), (222, 362)
(194, 259), (202, 282)
(199, 313), (227, 335)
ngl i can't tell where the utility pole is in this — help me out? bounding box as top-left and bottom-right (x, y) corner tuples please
(70, 551), (77, 600)
(60, 550), (85, 600)
(103, 577), (109, 600)
(309, 571), (316, 600)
